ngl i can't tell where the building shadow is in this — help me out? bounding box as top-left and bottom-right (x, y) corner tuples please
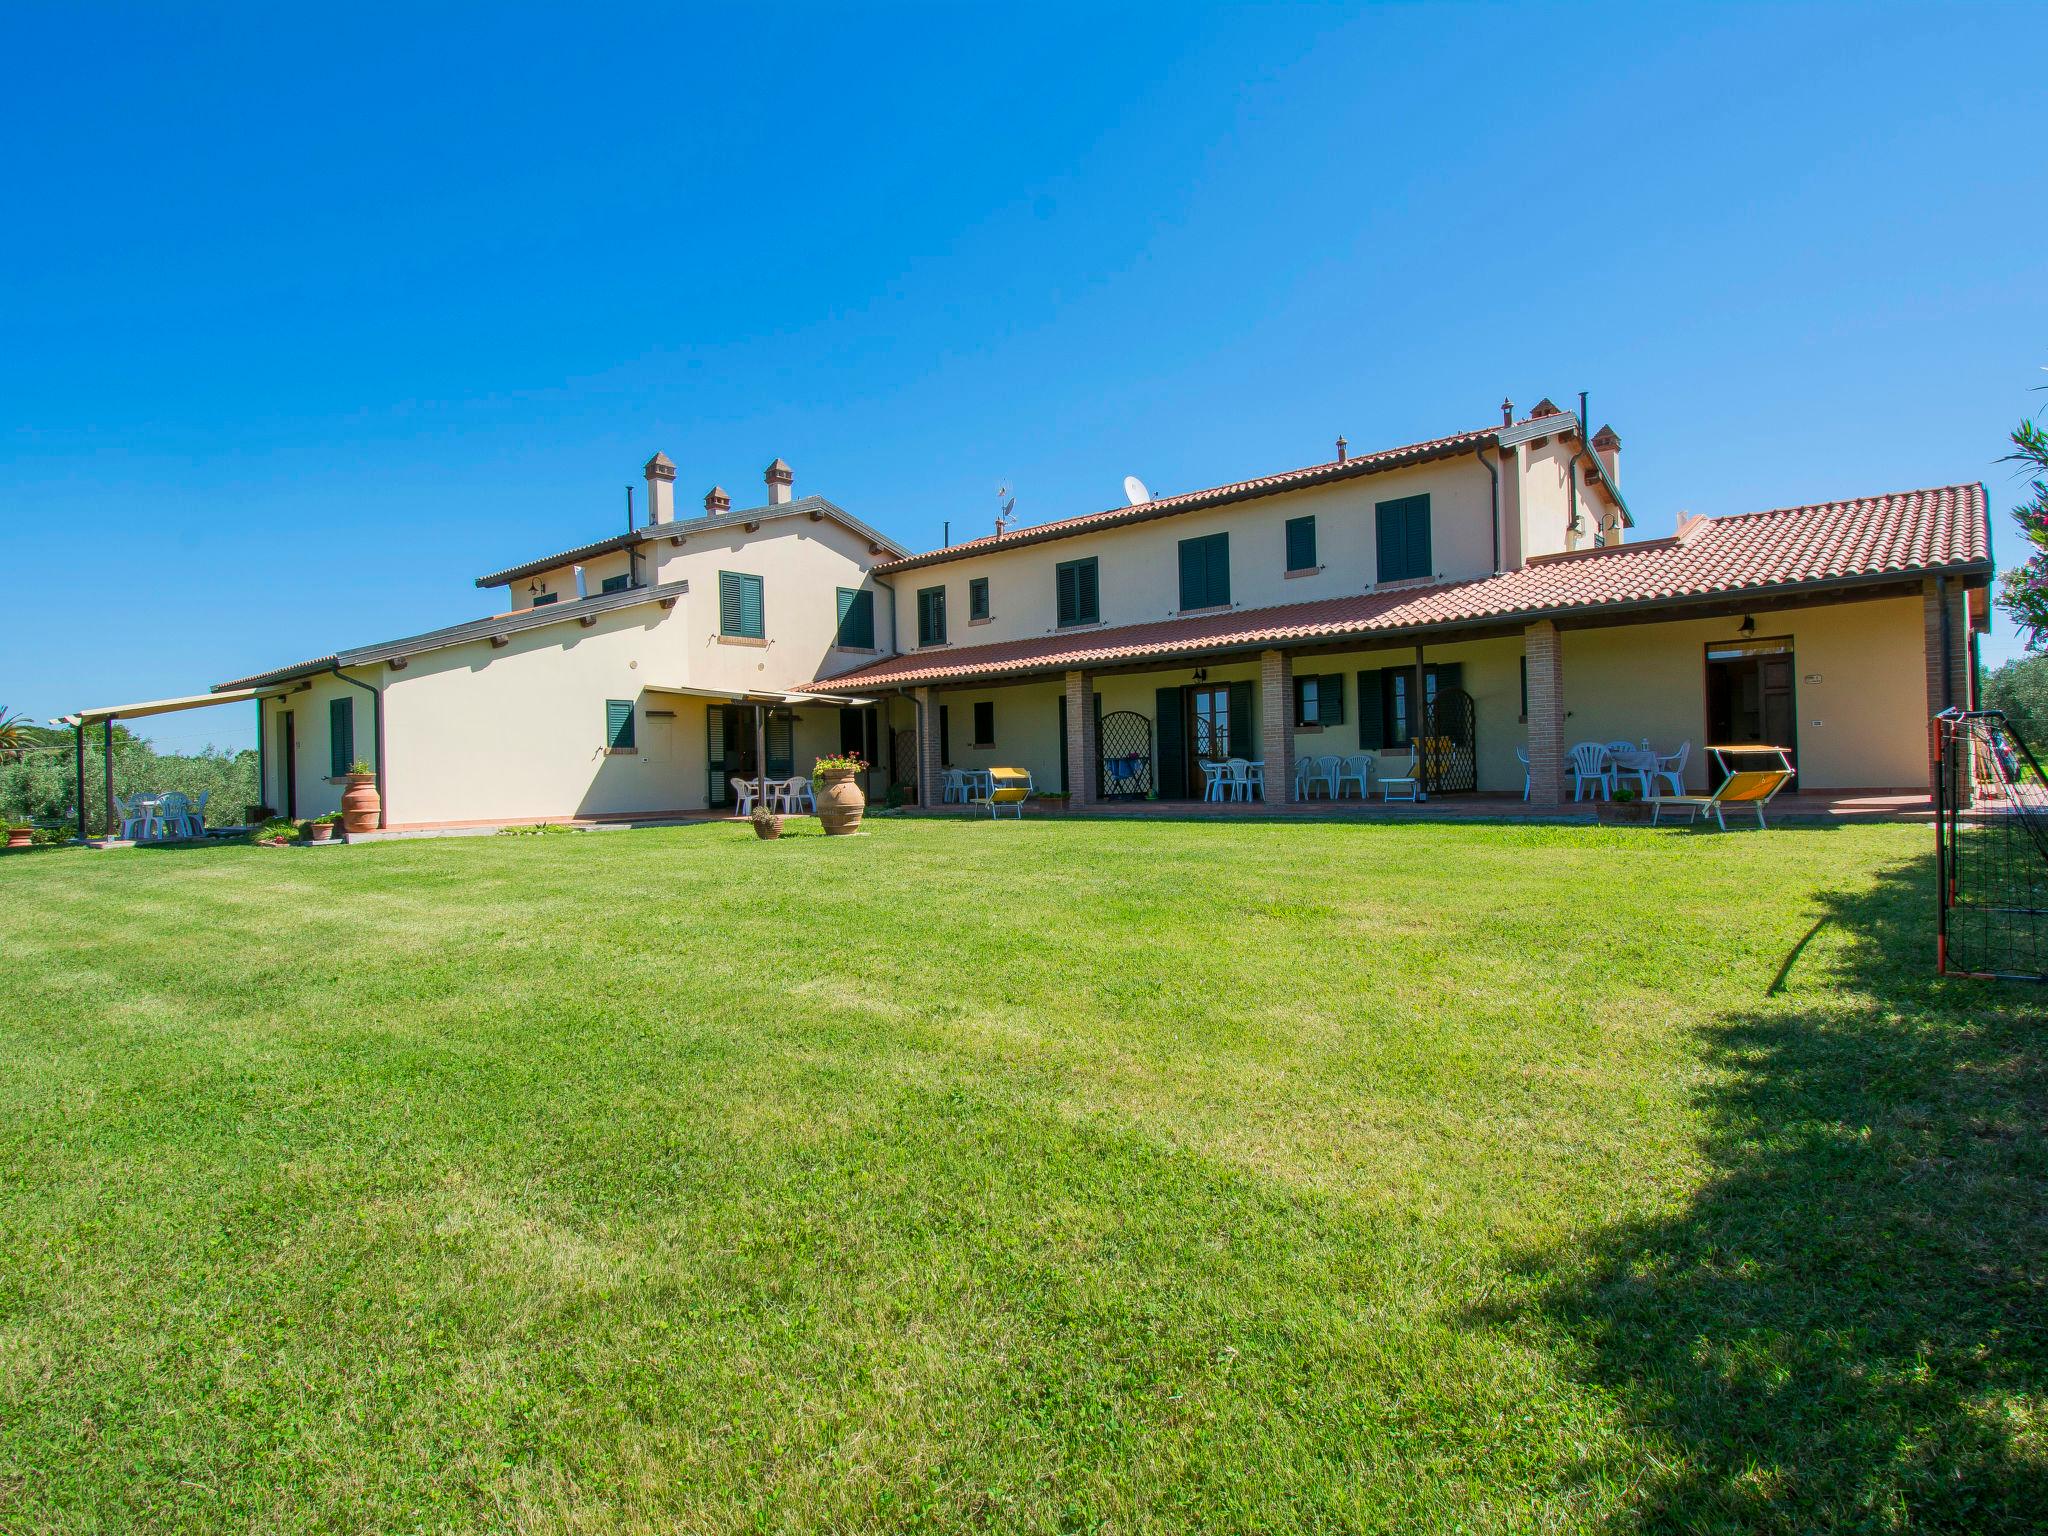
(1490, 850), (2048, 1530)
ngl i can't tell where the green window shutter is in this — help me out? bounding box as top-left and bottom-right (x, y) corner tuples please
(1376, 494), (1432, 582)
(1179, 534), (1228, 608)
(766, 713), (794, 777)
(1519, 655), (1528, 719)
(969, 578), (990, 621)
(328, 697), (353, 778)
(973, 700), (994, 745)
(939, 705), (951, 765)
(1285, 515), (1317, 572)
(1056, 694), (1069, 794)
(531, 592), (558, 606)
(606, 699), (636, 751)
(835, 588), (874, 649)
(1226, 680), (1254, 759)
(1319, 673), (1344, 726)
(1154, 686), (1187, 798)
(1056, 559), (1098, 626)
(1293, 675), (1312, 727)
(601, 573), (630, 593)
(1357, 670), (1384, 748)
(707, 706), (727, 805)
(918, 587), (946, 646)
(719, 572), (741, 635)
(720, 573), (763, 637)
(741, 574), (764, 638)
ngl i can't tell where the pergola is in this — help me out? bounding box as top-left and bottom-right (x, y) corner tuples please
(49, 685), (296, 840)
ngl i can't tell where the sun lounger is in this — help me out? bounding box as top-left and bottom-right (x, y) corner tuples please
(1651, 767), (1793, 829)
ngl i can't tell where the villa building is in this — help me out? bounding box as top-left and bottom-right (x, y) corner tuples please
(187, 397), (1989, 829)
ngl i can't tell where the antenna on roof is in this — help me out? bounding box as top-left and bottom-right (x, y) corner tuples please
(994, 485), (1016, 536)
(1123, 475), (1152, 506)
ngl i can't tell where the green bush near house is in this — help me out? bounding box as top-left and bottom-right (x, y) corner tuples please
(0, 719), (257, 836)
(0, 821), (2040, 1532)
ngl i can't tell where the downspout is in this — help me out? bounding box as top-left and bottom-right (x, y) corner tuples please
(255, 697), (266, 816)
(325, 665), (387, 828)
(103, 717), (115, 838)
(1476, 445), (1501, 574)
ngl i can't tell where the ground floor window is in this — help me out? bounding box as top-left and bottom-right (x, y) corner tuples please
(972, 701), (995, 747)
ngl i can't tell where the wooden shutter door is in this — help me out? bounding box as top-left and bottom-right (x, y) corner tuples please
(1207, 535), (1230, 607)
(1226, 680), (1254, 759)
(1077, 559), (1098, 623)
(706, 707), (727, 805)
(1357, 670), (1384, 748)
(1154, 686), (1187, 798)
(767, 713), (794, 777)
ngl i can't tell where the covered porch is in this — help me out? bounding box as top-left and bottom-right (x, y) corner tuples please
(875, 578), (1965, 814)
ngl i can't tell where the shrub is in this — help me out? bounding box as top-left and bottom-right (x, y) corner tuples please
(812, 753), (867, 776)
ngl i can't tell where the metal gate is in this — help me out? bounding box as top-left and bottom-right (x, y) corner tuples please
(1934, 709), (2048, 980)
(1422, 686), (1477, 794)
(891, 728), (917, 800)
(1098, 710), (1153, 799)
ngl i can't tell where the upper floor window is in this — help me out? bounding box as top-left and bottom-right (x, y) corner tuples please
(719, 571), (765, 638)
(835, 588), (875, 649)
(1055, 557), (1099, 627)
(1375, 494), (1432, 583)
(1178, 532), (1230, 611)
(969, 576), (990, 622)
(917, 585), (947, 646)
(1285, 515), (1317, 574)
(600, 573), (631, 594)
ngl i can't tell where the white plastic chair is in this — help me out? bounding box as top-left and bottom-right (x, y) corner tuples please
(1568, 743), (1613, 802)
(1379, 755), (1419, 802)
(1516, 746), (1531, 802)
(1200, 761), (1229, 802)
(785, 777), (815, 813)
(1299, 756), (1334, 799)
(158, 792), (193, 839)
(731, 777), (758, 816)
(1652, 742), (1690, 798)
(187, 790), (209, 835)
(941, 769), (967, 805)
(1334, 754), (1371, 799)
(1243, 760), (1266, 803)
(1222, 758), (1253, 803)
(113, 793), (146, 840)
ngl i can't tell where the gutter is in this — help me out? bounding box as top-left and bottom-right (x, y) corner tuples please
(1937, 574), (1955, 710)
(326, 665), (387, 829)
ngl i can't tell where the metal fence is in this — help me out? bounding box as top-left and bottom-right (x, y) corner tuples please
(1934, 709), (2048, 980)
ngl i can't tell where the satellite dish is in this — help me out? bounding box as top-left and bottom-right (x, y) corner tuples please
(1123, 475), (1152, 506)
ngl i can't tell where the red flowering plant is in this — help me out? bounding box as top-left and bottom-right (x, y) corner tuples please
(2000, 415), (2048, 649)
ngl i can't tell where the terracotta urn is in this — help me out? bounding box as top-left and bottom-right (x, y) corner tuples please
(307, 821), (335, 843)
(815, 768), (865, 836)
(341, 772), (382, 834)
(5, 827), (32, 850)
(752, 814), (784, 840)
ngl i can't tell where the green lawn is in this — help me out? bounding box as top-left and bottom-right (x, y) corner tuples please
(1, 819), (2041, 1533)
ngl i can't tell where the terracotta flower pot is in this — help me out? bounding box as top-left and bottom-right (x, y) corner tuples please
(752, 815), (784, 840)
(5, 828), (32, 850)
(341, 772), (381, 834)
(816, 768), (865, 836)
(308, 821), (335, 843)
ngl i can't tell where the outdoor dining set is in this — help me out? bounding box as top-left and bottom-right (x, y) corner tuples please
(111, 791), (210, 841)
(1527, 740), (1693, 802)
(730, 777), (816, 815)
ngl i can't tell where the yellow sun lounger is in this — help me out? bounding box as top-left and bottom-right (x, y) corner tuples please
(978, 767), (1034, 819)
(1651, 767), (1794, 830)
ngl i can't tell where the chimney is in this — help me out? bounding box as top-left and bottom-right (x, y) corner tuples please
(1335, 435), (1348, 463)
(643, 452), (677, 525)
(1500, 397), (1514, 426)
(764, 457), (793, 506)
(704, 485), (730, 516)
(1592, 424), (1621, 485)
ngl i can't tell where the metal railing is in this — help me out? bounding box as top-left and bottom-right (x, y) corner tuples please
(1933, 709), (2048, 980)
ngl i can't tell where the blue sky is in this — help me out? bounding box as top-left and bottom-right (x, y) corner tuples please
(5, 2), (2041, 751)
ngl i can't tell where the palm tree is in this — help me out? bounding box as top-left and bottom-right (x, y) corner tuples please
(0, 705), (33, 763)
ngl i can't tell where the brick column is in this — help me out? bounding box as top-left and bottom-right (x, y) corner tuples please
(1923, 577), (1969, 720)
(1064, 670), (1096, 807)
(1524, 620), (1566, 805)
(914, 687), (942, 807)
(1259, 649), (1295, 804)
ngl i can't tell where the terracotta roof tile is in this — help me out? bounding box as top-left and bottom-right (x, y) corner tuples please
(811, 483), (1989, 692)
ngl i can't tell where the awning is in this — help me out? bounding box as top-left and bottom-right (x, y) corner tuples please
(51, 685), (275, 727)
(644, 683), (877, 708)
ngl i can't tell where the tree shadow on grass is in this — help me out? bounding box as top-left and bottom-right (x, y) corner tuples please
(1499, 850), (2048, 1531)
